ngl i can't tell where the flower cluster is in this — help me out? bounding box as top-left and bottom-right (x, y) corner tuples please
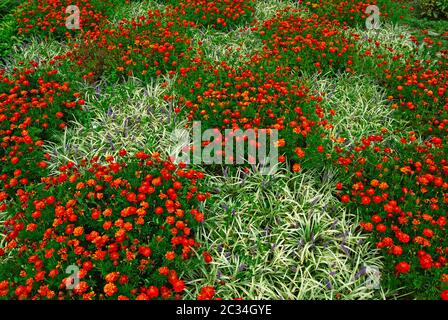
(0, 151), (211, 300)
(174, 57), (325, 171)
(176, 0), (256, 30)
(16, 0), (118, 38)
(328, 22), (448, 299)
(335, 131), (447, 298)
(0, 65), (81, 202)
(64, 6), (196, 83)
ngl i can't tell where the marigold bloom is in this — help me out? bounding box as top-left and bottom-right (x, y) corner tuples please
(105, 272), (120, 283)
(165, 251), (175, 260)
(104, 283), (118, 297)
(73, 227), (84, 237)
(395, 262), (411, 274)
(441, 290), (448, 301)
(172, 280), (185, 293)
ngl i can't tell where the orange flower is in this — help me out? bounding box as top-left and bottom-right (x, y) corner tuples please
(104, 283), (118, 297)
(105, 272), (120, 283)
(379, 182), (389, 190)
(275, 138), (285, 147)
(165, 251), (175, 261)
(400, 166), (412, 174)
(172, 280), (185, 293)
(76, 182), (85, 190)
(292, 163), (301, 172)
(73, 227), (84, 237)
(294, 147), (305, 158)
(159, 266), (169, 276)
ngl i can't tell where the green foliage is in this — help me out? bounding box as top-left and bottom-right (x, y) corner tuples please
(0, 13), (21, 59)
(0, 0), (22, 59)
(0, 0), (20, 18)
(416, 0), (448, 19)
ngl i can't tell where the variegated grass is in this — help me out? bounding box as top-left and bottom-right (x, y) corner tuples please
(183, 167), (391, 300)
(190, 0), (308, 67)
(43, 75), (184, 174)
(304, 73), (402, 150)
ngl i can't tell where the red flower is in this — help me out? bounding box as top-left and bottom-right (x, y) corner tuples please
(360, 222), (373, 231)
(203, 251), (213, 263)
(391, 246), (403, 256)
(395, 262), (411, 274)
(147, 286), (159, 299)
(198, 286), (215, 300)
(422, 228), (434, 238)
(138, 246), (152, 257)
(172, 280), (185, 293)
(441, 290), (448, 301)
(361, 196), (371, 205)
(165, 251), (175, 260)
(376, 224), (386, 233)
(419, 254), (433, 270)
(160, 286), (171, 299)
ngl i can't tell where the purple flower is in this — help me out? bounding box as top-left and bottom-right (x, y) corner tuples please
(107, 134), (115, 150)
(123, 117), (130, 130)
(340, 244), (350, 256)
(355, 266), (367, 279)
(238, 264), (247, 272)
(331, 219), (339, 229)
(264, 226), (271, 236)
